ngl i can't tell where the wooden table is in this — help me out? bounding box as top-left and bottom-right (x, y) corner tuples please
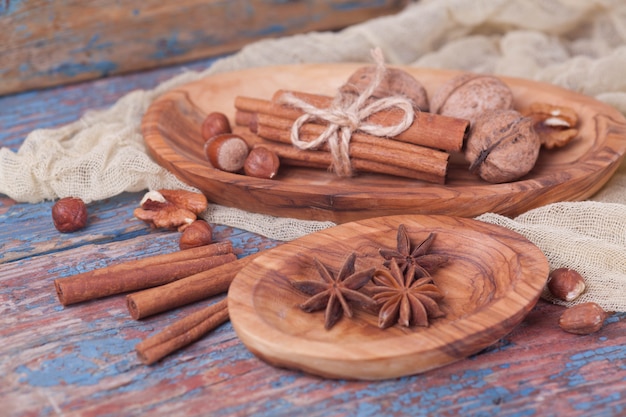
(1, 56), (625, 417)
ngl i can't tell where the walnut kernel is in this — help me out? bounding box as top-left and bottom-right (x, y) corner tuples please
(134, 189), (208, 232)
(522, 103), (579, 149)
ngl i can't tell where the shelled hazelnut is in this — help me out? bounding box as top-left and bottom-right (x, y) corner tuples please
(465, 109), (540, 183)
(559, 302), (607, 335)
(52, 197), (88, 233)
(201, 112), (232, 142)
(179, 220), (213, 250)
(547, 268), (586, 302)
(430, 73), (514, 123)
(204, 133), (250, 172)
(244, 147), (280, 179)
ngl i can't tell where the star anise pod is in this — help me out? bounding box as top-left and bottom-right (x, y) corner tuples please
(370, 258), (445, 329)
(379, 224), (448, 277)
(290, 252), (377, 330)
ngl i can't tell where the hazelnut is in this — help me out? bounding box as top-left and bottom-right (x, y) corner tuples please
(201, 112), (231, 141)
(244, 147), (280, 179)
(547, 268), (586, 302)
(204, 133), (250, 172)
(465, 109), (541, 183)
(559, 302), (607, 335)
(340, 66), (429, 111)
(51, 197), (88, 233)
(179, 220), (213, 250)
(430, 73), (514, 123)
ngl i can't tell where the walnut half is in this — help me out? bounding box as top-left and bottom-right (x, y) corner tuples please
(133, 189), (208, 232)
(522, 102), (579, 149)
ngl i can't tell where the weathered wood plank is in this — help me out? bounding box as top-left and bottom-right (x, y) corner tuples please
(1, 30), (625, 417)
(2, 232), (624, 417)
(0, 0), (409, 95)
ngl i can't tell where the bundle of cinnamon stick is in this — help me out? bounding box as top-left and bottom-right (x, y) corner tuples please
(233, 90), (469, 184)
(53, 240), (265, 365)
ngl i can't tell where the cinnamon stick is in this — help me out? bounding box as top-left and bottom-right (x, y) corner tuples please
(255, 142), (446, 183)
(234, 92), (469, 152)
(252, 112), (449, 161)
(54, 241), (235, 305)
(255, 123), (448, 180)
(135, 298), (229, 365)
(126, 252), (262, 320)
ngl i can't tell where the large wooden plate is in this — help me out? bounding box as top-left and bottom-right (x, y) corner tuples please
(228, 215), (549, 380)
(142, 64), (626, 223)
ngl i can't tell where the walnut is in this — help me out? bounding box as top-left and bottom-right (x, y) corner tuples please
(430, 73), (514, 123)
(340, 66), (429, 111)
(464, 109), (541, 183)
(133, 189), (208, 232)
(521, 103), (579, 149)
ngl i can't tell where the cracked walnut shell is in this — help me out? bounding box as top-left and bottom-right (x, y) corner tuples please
(465, 109), (541, 183)
(522, 102), (579, 149)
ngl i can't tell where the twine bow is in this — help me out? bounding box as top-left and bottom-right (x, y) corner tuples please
(278, 48), (415, 177)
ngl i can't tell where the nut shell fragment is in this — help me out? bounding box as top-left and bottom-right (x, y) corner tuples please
(522, 103), (579, 149)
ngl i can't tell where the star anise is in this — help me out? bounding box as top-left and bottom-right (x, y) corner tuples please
(379, 224), (448, 277)
(370, 259), (445, 329)
(290, 252), (377, 329)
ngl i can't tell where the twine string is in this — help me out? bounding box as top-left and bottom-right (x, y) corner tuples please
(278, 48), (415, 177)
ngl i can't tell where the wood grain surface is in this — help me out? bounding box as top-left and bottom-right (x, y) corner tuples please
(229, 215), (549, 380)
(1, 54), (625, 417)
(0, 0), (408, 95)
(142, 64), (626, 224)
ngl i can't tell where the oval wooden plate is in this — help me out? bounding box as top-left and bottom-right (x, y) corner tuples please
(142, 64), (626, 223)
(228, 215), (549, 380)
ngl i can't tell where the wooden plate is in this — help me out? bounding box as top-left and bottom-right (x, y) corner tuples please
(228, 215), (549, 380)
(142, 64), (626, 223)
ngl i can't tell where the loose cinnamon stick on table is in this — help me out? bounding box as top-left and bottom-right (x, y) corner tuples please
(127, 251), (263, 320)
(136, 298), (229, 365)
(234, 91), (469, 152)
(54, 241), (235, 306)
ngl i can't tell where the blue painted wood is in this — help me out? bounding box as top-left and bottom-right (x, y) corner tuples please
(1, 50), (625, 417)
(0, 0), (409, 95)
